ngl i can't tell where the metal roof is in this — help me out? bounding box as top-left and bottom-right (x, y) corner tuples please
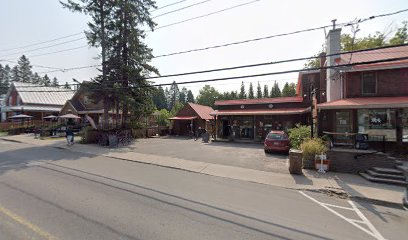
(318, 96), (408, 109)
(215, 97), (304, 106)
(211, 108), (309, 116)
(12, 82), (75, 106)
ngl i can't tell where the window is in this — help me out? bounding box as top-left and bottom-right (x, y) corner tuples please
(361, 72), (377, 94)
(83, 95), (91, 105)
(358, 109), (396, 141)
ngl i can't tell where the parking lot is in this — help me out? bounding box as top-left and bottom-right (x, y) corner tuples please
(128, 136), (289, 173)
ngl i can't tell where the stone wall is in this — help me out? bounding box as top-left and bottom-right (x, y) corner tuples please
(326, 149), (398, 173)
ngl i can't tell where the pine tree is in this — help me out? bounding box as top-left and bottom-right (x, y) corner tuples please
(289, 83), (297, 96)
(248, 82), (254, 99)
(0, 65), (11, 94)
(152, 86), (167, 110)
(64, 82), (71, 89)
(179, 87), (188, 105)
(270, 81), (282, 98)
(263, 85), (269, 98)
(42, 74), (51, 86)
(11, 66), (20, 82)
(256, 82), (262, 98)
(187, 90), (195, 103)
(168, 81), (180, 110)
(230, 91), (237, 99)
(281, 82), (292, 97)
(32, 73), (42, 84)
(239, 81), (246, 99)
(17, 55), (33, 83)
(51, 77), (59, 87)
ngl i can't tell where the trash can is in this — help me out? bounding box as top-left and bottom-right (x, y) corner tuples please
(202, 132), (209, 143)
(289, 149), (303, 174)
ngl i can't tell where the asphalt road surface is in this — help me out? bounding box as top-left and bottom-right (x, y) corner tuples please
(0, 140), (407, 240)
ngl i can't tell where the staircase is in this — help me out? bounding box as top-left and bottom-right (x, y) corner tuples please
(360, 162), (408, 186)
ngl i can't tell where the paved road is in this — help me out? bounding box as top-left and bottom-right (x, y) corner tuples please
(129, 137), (289, 173)
(0, 140), (407, 240)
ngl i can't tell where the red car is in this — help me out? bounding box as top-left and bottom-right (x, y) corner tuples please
(264, 131), (290, 153)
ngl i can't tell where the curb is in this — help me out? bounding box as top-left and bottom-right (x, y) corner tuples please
(3, 137), (404, 208)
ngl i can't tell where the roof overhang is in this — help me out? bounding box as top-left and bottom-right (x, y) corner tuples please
(318, 97), (408, 110)
(168, 116), (198, 120)
(1, 105), (62, 112)
(211, 108), (310, 116)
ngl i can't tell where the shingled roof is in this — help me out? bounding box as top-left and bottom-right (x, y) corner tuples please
(187, 102), (214, 120)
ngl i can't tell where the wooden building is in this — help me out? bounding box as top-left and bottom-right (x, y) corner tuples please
(169, 103), (214, 135)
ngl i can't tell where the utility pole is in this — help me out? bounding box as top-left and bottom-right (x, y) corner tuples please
(310, 87), (318, 138)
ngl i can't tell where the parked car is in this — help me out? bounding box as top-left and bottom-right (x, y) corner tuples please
(264, 130), (290, 153)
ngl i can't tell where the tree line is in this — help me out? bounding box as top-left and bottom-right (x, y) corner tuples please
(304, 21), (408, 68)
(0, 55), (68, 95)
(151, 80), (297, 111)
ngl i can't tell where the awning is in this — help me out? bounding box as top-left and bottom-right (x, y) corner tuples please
(211, 108), (309, 116)
(168, 116), (198, 120)
(318, 97), (408, 110)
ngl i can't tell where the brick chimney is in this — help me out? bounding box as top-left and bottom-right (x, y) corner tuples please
(326, 28), (342, 102)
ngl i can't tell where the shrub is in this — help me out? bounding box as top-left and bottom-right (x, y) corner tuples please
(288, 124), (311, 149)
(300, 138), (327, 161)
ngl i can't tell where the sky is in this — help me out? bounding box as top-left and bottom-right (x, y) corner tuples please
(0, 0), (407, 97)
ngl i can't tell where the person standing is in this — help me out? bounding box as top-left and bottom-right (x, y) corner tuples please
(66, 127), (74, 146)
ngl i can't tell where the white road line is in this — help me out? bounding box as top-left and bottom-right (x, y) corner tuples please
(348, 200), (386, 240)
(299, 191), (383, 239)
(322, 203), (354, 211)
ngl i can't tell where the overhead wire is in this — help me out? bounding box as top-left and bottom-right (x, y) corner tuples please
(152, 0), (211, 19)
(151, 0), (188, 12)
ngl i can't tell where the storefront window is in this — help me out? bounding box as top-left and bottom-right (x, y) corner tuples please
(231, 116), (254, 139)
(358, 109), (396, 141)
(402, 109), (408, 142)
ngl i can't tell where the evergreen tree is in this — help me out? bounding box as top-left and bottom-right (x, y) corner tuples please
(281, 82), (296, 97)
(61, 0), (158, 128)
(179, 87), (188, 105)
(196, 85), (220, 108)
(263, 85), (269, 98)
(168, 81), (180, 110)
(0, 65), (11, 95)
(51, 77), (59, 87)
(270, 81), (282, 98)
(32, 73), (42, 84)
(389, 21), (408, 45)
(248, 82), (254, 99)
(17, 55), (33, 83)
(11, 66), (20, 82)
(230, 90), (237, 99)
(64, 82), (71, 89)
(239, 81), (246, 99)
(152, 86), (167, 110)
(186, 90), (195, 103)
(256, 82), (262, 98)
(42, 74), (51, 86)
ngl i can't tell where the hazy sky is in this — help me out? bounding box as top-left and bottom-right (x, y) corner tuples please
(0, 0), (407, 96)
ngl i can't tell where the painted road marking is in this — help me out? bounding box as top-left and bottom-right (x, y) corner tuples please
(299, 191), (386, 240)
(0, 205), (57, 240)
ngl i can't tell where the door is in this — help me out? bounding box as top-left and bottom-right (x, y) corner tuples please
(335, 110), (353, 144)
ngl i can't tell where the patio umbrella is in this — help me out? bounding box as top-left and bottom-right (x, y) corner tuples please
(43, 115), (58, 119)
(8, 114), (33, 119)
(59, 113), (81, 119)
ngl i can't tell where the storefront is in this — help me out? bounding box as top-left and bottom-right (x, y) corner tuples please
(212, 108), (309, 142)
(318, 97), (408, 151)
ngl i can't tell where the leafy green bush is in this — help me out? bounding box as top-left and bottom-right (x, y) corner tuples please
(300, 138), (327, 161)
(288, 124), (311, 149)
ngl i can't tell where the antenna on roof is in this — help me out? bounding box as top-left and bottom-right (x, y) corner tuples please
(331, 19), (337, 30)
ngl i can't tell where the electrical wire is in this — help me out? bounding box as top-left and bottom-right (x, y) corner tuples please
(152, 0), (211, 19)
(0, 32), (84, 52)
(151, 0), (188, 12)
(154, 0), (261, 30)
(16, 55), (408, 92)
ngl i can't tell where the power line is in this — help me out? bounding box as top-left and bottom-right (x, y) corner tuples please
(0, 32), (84, 52)
(0, 37), (86, 58)
(154, 0), (261, 30)
(152, 0), (211, 19)
(151, 0), (188, 12)
(16, 42), (408, 85)
(16, 55), (408, 92)
(5, 45), (89, 60)
(5, 8), (408, 73)
(0, 59), (64, 70)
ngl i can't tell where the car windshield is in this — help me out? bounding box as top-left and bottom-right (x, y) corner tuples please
(267, 133), (286, 140)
